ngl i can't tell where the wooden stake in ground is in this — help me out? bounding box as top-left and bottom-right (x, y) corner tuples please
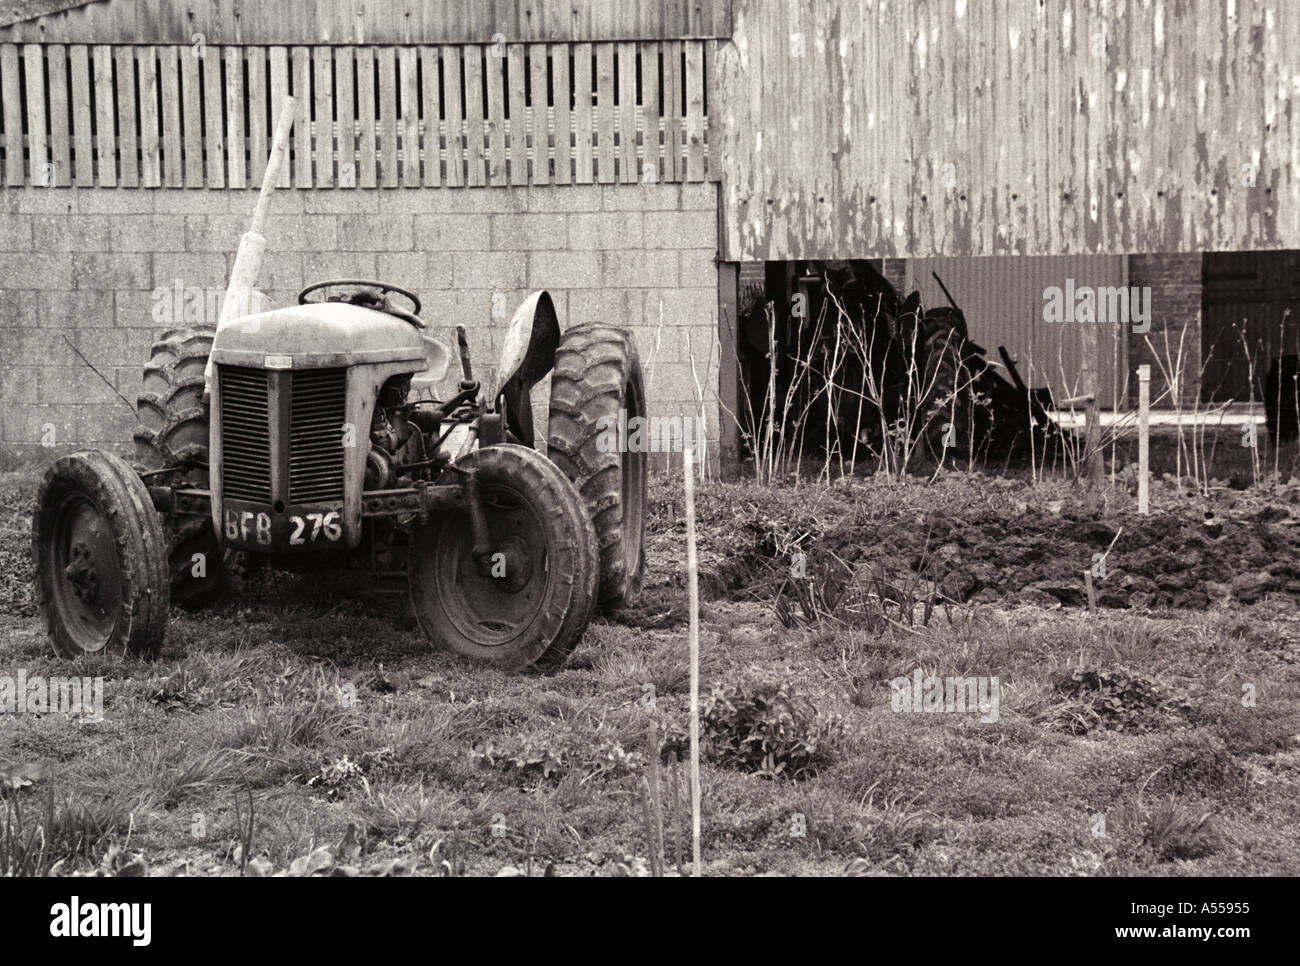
(203, 95), (297, 396)
(646, 720), (665, 870)
(669, 754), (684, 875)
(684, 446), (702, 877)
(1079, 318), (1104, 491)
(1137, 364), (1150, 515)
(639, 778), (661, 877)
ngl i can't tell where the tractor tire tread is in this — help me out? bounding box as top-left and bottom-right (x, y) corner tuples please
(547, 323), (648, 610)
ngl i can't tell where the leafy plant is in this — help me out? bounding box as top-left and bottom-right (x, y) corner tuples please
(1044, 666), (1193, 735)
(699, 681), (841, 780)
(472, 725), (643, 785)
(306, 747), (393, 799)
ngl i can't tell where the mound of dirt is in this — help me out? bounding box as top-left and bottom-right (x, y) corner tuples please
(725, 502), (1300, 611)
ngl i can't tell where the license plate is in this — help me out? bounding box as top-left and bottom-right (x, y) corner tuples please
(222, 501), (344, 550)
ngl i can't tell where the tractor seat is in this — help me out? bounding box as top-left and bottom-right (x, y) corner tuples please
(408, 334), (454, 398)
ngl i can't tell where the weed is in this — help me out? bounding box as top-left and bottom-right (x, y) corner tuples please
(697, 680), (841, 780)
(1042, 666), (1193, 734)
(306, 747), (395, 800)
(1143, 796), (1218, 861)
(472, 724), (644, 786)
(1, 765), (136, 875)
(0, 784), (54, 875)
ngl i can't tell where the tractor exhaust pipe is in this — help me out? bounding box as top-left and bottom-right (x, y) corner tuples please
(203, 96), (297, 400)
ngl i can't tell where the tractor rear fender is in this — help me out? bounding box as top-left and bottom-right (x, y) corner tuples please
(494, 291), (560, 448)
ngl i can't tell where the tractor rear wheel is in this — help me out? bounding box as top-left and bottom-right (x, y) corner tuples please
(133, 324), (226, 610)
(409, 445), (599, 671)
(547, 323), (647, 611)
(32, 450), (170, 659)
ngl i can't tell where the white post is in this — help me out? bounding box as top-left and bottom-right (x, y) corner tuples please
(683, 446), (702, 877)
(1138, 364), (1150, 514)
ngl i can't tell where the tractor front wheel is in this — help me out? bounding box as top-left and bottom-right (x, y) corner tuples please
(408, 445), (599, 670)
(32, 450), (170, 659)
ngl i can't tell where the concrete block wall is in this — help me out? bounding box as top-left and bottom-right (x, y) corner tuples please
(0, 183), (720, 461)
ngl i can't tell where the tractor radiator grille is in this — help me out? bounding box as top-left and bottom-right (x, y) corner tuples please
(288, 368), (347, 504)
(219, 366), (272, 503)
(219, 366), (273, 501)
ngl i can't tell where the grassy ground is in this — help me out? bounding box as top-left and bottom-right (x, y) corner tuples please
(2, 460), (1299, 877)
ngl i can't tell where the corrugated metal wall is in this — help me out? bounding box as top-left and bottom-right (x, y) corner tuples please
(906, 255), (1128, 409)
(0, 0), (734, 43)
(717, 0), (1298, 261)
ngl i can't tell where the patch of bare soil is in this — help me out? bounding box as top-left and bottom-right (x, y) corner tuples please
(719, 501), (1300, 611)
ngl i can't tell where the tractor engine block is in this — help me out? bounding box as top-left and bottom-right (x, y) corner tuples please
(364, 375), (442, 490)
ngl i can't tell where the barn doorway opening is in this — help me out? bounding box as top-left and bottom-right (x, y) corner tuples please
(1202, 251), (1300, 403)
(732, 259), (1062, 476)
(1202, 252), (1300, 435)
(735, 260), (912, 466)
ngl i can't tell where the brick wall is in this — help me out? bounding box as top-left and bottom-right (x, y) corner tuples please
(0, 183), (719, 460)
(880, 257), (907, 296)
(1126, 252), (1203, 407)
(737, 258), (906, 300)
(738, 260), (765, 294)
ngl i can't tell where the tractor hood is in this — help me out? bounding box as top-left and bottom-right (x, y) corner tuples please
(210, 302), (428, 369)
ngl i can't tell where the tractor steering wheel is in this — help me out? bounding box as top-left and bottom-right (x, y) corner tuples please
(297, 279), (424, 329)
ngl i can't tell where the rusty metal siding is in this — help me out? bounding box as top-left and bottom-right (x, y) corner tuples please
(0, 1), (734, 43)
(717, 0), (1298, 261)
(906, 255), (1128, 409)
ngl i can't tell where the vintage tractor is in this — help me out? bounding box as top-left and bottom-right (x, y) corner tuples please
(32, 280), (648, 670)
